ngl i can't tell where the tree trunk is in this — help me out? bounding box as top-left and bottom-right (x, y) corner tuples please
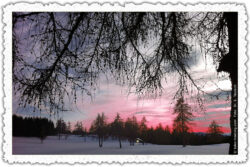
(226, 12), (238, 155)
(100, 136), (103, 147)
(181, 114), (186, 147)
(98, 136), (101, 147)
(182, 133), (186, 147)
(220, 12), (238, 154)
(119, 137), (122, 148)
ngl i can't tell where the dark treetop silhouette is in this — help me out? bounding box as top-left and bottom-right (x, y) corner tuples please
(13, 12), (237, 154)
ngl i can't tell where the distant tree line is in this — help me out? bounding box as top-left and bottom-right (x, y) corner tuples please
(13, 113), (229, 146)
(55, 118), (71, 140)
(88, 112), (229, 148)
(12, 115), (56, 143)
(12, 115), (88, 142)
(87, 98), (229, 148)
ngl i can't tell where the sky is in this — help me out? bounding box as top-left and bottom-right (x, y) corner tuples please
(13, 50), (231, 133)
(12, 12), (232, 134)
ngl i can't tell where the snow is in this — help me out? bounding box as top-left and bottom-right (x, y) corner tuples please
(13, 135), (229, 154)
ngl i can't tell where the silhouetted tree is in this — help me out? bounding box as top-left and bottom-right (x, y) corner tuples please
(73, 121), (83, 135)
(154, 123), (166, 144)
(139, 116), (148, 145)
(207, 120), (223, 144)
(83, 127), (88, 142)
(64, 121), (71, 139)
(173, 97), (193, 147)
(56, 119), (66, 140)
(164, 125), (172, 144)
(145, 126), (154, 144)
(110, 113), (124, 148)
(208, 120), (223, 135)
(125, 116), (139, 146)
(66, 122), (71, 133)
(91, 113), (107, 147)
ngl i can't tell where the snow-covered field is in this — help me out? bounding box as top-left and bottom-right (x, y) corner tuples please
(13, 135), (229, 155)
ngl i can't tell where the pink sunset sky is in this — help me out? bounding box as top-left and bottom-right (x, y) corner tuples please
(13, 50), (232, 133)
(12, 12), (232, 133)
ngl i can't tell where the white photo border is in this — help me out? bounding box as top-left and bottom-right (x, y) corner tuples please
(2, 2), (248, 164)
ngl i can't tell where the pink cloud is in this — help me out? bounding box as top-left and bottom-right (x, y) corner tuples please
(66, 83), (231, 134)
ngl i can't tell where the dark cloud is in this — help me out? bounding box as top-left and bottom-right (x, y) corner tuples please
(202, 90), (231, 101)
(207, 103), (230, 109)
(134, 111), (151, 115)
